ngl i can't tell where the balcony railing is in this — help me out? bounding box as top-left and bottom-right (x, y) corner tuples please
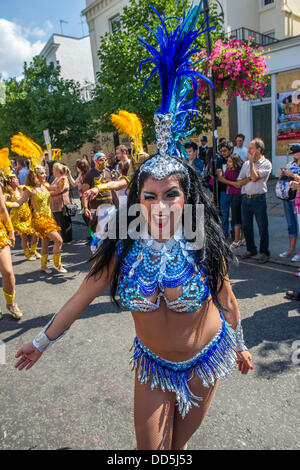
(225, 27), (279, 47)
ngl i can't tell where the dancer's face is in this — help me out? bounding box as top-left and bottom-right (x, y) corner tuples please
(140, 175), (185, 242)
(36, 168), (47, 184)
(11, 176), (19, 188)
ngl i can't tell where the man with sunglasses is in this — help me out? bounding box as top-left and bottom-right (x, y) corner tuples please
(82, 152), (113, 233)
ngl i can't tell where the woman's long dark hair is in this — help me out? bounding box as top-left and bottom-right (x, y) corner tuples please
(229, 153), (244, 174)
(88, 155), (236, 310)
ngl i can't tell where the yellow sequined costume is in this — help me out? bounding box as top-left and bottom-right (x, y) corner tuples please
(5, 186), (34, 236)
(26, 185), (61, 239)
(0, 215), (12, 249)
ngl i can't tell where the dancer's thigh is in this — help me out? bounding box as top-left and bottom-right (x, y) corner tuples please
(172, 374), (219, 450)
(0, 245), (13, 274)
(47, 230), (63, 245)
(134, 370), (177, 450)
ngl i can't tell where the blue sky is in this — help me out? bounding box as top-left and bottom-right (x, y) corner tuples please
(0, 0), (88, 79)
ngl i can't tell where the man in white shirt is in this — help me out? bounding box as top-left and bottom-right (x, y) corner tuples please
(234, 134), (248, 162)
(238, 138), (272, 263)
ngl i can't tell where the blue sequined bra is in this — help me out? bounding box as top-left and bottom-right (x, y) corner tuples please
(117, 233), (211, 313)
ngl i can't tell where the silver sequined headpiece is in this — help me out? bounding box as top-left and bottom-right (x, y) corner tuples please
(138, 113), (191, 194)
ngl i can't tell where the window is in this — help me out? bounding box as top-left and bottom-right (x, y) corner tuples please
(263, 30), (275, 38)
(109, 14), (121, 34)
(262, 0), (274, 7)
(252, 104), (272, 160)
(263, 76), (272, 98)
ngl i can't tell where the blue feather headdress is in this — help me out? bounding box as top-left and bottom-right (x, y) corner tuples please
(137, 1), (215, 188)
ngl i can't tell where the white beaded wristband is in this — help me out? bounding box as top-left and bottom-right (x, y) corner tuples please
(33, 313), (70, 353)
(234, 318), (248, 352)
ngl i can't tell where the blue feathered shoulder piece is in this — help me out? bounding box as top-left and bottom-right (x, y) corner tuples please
(138, 1), (215, 161)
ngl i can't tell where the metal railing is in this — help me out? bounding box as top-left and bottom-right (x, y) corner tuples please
(226, 27), (279, 47)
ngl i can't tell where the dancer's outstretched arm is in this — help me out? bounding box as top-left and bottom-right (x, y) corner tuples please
(5, 188), (30, 209)
(218, 270), (253, 375)
(84, 178), (128, 201)
(15, 253), (117, 371)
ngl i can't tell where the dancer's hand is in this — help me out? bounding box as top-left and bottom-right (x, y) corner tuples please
(236, 350), (253, 374)
(15, 342), (43, 371)
(84, 187), (99, 201)
(8, 231), (15, 247)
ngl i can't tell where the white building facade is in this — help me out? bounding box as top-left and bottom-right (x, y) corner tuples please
(40, 34), (95, 101)
(82, 0), (129, 79)
(82, 0), (300, 173)
(220, 0), (300, 40)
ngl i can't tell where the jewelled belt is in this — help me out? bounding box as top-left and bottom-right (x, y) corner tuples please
(130, 313), (237, 418)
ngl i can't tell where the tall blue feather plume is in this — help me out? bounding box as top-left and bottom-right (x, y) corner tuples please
(138, 2), (215, 160)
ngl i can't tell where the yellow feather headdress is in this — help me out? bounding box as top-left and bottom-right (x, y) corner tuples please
(10, 132), (43, 171)
(111, 110), (143, 162)
(0, 147), (13, 178)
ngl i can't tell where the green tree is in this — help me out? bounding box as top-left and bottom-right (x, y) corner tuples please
(93, 0), (223, 144)
(0, 56), (96, 153)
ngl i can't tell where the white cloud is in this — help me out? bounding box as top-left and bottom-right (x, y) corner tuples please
(31, 26), (48, 38)
(45, 20), (53, 31)
(0, 18), (45, 79)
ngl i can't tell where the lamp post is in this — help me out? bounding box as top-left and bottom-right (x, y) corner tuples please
(202, 0), (220, 206)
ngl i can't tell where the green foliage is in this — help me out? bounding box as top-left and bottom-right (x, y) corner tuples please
(0, 56), (96, 153)
(93, 0), (224, 143)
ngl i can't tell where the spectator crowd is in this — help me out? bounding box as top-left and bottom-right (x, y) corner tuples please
(8, 138), (300, 285)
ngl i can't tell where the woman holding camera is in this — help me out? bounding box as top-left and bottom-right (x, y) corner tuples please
(278, 145), (300, 261)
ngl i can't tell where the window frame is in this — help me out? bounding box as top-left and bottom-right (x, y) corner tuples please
(261, 0), (275, 8)
(109, 14), (121, 34)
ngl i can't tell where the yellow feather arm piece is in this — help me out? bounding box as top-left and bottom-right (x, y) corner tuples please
(10, 132), (43, 171)
(111, 113), (135, 139)
(0, 147), (13, 177)
(111, 110), (144, 162)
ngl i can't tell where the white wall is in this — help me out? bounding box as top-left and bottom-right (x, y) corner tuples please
(52, 35), (94, 85)
(284, 0), (300, 17)
(218, 0), (259, 33)
(259, 0), (286, 39)
(83, 0), (129, 78)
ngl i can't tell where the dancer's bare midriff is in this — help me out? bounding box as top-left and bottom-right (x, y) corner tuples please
(132, 295), (223, 362)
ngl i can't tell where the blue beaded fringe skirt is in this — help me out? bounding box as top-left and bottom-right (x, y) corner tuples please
(130, 313), (237, 418)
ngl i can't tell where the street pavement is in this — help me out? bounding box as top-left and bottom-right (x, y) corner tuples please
(0, 182), (300, 450)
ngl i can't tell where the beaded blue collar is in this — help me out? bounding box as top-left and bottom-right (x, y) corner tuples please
(118, 225), (197, 290)
(117, 226), (210, 313)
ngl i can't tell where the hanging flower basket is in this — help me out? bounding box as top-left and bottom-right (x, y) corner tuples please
(194, 38), (269, 104)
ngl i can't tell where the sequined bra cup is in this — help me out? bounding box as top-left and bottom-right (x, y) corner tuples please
(117, 234), (211, 313)
(27, 186), (51, 217)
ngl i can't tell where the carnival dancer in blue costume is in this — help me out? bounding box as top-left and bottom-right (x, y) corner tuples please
(15, 3), (252, 450)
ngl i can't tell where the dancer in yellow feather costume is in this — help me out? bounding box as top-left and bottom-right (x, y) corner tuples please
(84, 111), (149, 201)
(0, 148), (23, 320)
(8, 133), (67, 274)
(2, 174), (41, 261)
